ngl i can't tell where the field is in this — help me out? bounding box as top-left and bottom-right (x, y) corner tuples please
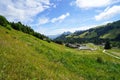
(0, 26), (120, 80)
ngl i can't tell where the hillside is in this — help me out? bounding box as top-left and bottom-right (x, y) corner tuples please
(54, 20), (120, 45)
(0, 23), (120, 79)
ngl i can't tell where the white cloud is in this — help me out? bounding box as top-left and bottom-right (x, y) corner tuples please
(66, 25), (97, 32)
(32, 13), (70, 26)
(38, 18), (49, 25)
(73, 0), (120, 9)
(95, 6), (120, 21)
(0, 0), (51, 23)
(51, 13), (70, 23)
(33, 13), (70, 26)
(41, 25), (98, 35)
(101, 21), (113, 25)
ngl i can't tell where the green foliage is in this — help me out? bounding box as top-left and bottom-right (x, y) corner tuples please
(96, 57), (104, 63)
(54, 40), (63, 44)
(10, 22), (34, 34)
(6, 25), (12, 30)
(111, 41), (120, 48)
(0, 15), (8, 27)
(104, 41), (111, 49)
(10, 21), (50, 42)
(46, 38), (51, 43)
(0, 15), (51, 43)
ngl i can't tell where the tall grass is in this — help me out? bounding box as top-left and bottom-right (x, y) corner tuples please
(0, 26), (120, 80)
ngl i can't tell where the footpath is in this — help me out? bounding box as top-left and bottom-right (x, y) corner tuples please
(103, 50), (120, 60)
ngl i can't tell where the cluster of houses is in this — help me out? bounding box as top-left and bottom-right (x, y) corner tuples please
(65, 43), (96, 50)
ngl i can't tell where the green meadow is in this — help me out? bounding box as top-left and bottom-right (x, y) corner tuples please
(0, 26), (120, 80)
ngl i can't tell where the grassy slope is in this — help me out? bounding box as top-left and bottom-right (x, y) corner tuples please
(79, 31), (97, 38)
(0, 26), (120, 80)
(66, 31), (97, 39)
(77, 28), (120, 39)
(100, 28), (120, 39)
(66, 24), (120, 40)
(107, 49), (120, 57)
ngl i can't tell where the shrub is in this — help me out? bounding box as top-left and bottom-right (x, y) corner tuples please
(104, 41), (111, 49)
(0, 15), (8, 27)
(6, 26), (11, 30)
(5, 31), (9, 34)
(47, 39), (51, 43)
(54, 41), (63, 44)
(96, 57), (104, 63)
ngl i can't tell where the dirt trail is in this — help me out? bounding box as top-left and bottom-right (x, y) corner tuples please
(103, 50), (120, 60)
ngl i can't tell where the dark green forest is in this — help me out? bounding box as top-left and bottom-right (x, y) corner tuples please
(0, 15), (51, 43)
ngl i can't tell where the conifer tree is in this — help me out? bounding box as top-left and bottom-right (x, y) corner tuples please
(104, 41), (111, 49)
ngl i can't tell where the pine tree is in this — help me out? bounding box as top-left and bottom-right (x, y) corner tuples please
(104, 41), (111, 49)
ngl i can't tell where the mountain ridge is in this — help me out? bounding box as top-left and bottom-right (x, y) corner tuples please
(0, 15), (120, 80)
(54, 20), (120, 47)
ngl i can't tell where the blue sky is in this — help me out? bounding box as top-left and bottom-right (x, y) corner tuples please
(0, 0), (120, 35)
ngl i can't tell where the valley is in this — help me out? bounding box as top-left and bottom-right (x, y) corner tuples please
(0, 0), (120, 79)
(0, 25), (120, 80)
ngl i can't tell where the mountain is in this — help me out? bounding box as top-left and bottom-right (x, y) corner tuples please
(47, 32), (72, 40)
(47, 34), (61, 39)
(62, 31), (72, 35)
(54, 20), (120, 46)
(0, 15), (120, 80)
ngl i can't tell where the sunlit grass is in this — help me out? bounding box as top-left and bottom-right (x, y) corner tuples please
(0, 26), (120, 80)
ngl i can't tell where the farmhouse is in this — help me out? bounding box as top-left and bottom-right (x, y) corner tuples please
(65, 43), (96, 50)
(65, 43), (78, 48)
(78, 46), (91, 50)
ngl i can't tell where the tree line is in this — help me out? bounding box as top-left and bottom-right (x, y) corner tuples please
(0, 15), (51, 43)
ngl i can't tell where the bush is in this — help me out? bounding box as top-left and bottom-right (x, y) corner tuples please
(104, 41), (111, 49)
(46, 39), (51, 43)
(5, 31), (9, 34)
(0, 15), (8, 27)
(96, 57), (104, 63)
(54, 41), (63, 44)
(6, 26), (11, 30)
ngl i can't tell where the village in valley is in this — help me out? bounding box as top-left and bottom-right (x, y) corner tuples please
(65, 43), (98, 51)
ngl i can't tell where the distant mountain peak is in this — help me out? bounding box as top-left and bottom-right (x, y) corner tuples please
(47, 34), (61, 39)
(54, 19), (120, 45)
(62, 31), (72, 35)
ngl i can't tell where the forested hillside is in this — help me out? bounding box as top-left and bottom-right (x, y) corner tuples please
(0, 15), (51, 42)
(54, 20), (120, 47)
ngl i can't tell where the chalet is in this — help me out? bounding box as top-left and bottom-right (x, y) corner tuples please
(78, 46), (91, 50)
(65, 43), (78, 48)
(65, 43), (96, 51)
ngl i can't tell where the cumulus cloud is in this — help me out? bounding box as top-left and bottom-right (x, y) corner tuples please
(33, 12), (70, 26)
(51, 13), (70, 23)
(95, 6), (120, 20)
(34, 13), (70, 26)
(38, 18), (49, 25)
(0, 0), (51, 23)
(73, 0), (120, 9)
